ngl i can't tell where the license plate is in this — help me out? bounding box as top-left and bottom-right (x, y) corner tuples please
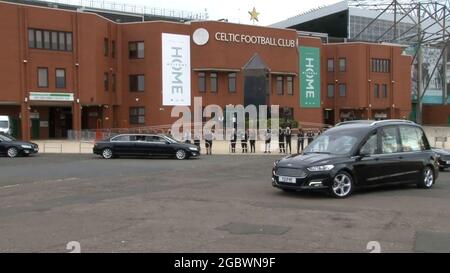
(446, 161), (450, 165)
(279, 176), (296, 183)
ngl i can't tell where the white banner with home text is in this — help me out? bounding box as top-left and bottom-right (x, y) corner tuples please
(162, 33), (191, 106)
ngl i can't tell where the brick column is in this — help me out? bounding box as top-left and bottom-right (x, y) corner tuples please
(20, 102), (30, 141)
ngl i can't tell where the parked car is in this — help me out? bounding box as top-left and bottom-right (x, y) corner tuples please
(0, 133), (39, 158)
(93, 134), (200, 160)
(272, 120), (438, 198)
(432, 147), (450, 171)
(0, 115), (11, 134)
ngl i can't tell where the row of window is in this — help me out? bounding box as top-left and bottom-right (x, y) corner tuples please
(327, 83), (389, 98)
(327, 84), (347, 98)
(37, 67), (66, 88)
(29, 29), (72, 52)
(104, 38), (116, 58)
(327, 58), (347, 72)
(371, 59), (391, 73)
(128, 106), (297, 126)
(374, 83), (388, 98)
(276, 76), (294, 95)
(198, 72), (232, 93)
(361, 126), (427, 155)
(103, 72), (116, 92)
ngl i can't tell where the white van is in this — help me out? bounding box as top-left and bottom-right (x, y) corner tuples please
(0, 116), (11, 134)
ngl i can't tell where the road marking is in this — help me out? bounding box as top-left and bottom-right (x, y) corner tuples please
(0, 177), (80, 190)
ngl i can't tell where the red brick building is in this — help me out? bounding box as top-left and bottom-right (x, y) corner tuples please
(0, 1), (412, 140)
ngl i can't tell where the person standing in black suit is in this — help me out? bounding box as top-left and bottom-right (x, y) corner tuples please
(264, 129), (271, 153)
(205, 129), (213, 155)
(249, 128), (256, 153)
(230, 129), (237, 153)
(241, 130), (248, 153)
(307, 130), (314, 146)
(278, 129), (285, 154)
(297, 128), (304, 154)
(285, 126), (292, 154)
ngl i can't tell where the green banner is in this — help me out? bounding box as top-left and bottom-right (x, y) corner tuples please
(299, 46), (321, 108)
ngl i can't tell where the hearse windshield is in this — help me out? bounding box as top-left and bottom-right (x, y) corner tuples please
(303, 129), (362, 155)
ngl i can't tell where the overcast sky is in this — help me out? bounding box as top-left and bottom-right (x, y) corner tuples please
(112, 0), (342, 26)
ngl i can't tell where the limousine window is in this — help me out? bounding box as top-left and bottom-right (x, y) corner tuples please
(112, 135), (131, 142)
(145, 136), (166, 143)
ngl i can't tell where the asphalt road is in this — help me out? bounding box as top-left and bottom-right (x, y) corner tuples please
(1, 154), (450, 253)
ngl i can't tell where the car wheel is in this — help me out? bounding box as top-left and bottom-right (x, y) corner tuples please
(102, 148), (113, 159)
(175, 149), (187, 160)
(7, 147), (18, 158)
(330, 171), (354, 198)
(418, 166), (434, 189)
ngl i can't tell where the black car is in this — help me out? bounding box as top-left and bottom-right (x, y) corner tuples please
(272, 120), (438, 198)
(93, 134), (200, 160)
(0, 133), (39, 158)
(432, 147), (450, 171)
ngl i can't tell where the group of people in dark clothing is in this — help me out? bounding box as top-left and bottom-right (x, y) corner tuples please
(229, 128), (257, 154)
(179, 127), (324, 155)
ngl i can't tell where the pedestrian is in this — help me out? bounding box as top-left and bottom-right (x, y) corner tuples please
(205, 129), (213, 155)
(297, 128), (304, 154)
(285, 126), (292, 154)
(278, 129), (285, 154)
(230, 129), (237, 153)
(183, 130), (191, 144)
(264, 129), (271, 153)
(249, 128), (256, 153)
(307, 130), (314, 145)
(193, 134), (201, 150)
(241, 130), (248, 153)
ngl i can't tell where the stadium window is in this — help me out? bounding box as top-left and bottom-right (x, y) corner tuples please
(129, 41), (144, 59)
(43, 31), (50, 49)
(382, 84), (388, 97)
(327, 84), (335, 98)
(55, 68), (66, 89)
(339, 83), (347, 97)
(35, 30), (43, 49)
(104, 72), (109, 92)
(129, 107), (145, 125)
(28, 29), (35, 48)
(339, 58), (346, 72)
(129, 75), (145, 92)
(228, 73), (236, 93)
(51, 32), (58, 50)
(327, 59), (334, 72)
(210, 73), (218, 93)
(287, 76), (294, 95)
(58, 32), (66, 51)
(374, 84), (379, 98)
(276, 76), (284, 95)
(37, 67), (48, 88)
(198, 73), (206, 93)
(112, 73), (116, 92)
(66, 33), (72, 51)
(104, 38), (109, 57)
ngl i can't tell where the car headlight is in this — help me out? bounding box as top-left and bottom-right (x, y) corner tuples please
(21, 145), (32, 149)
(273, 160), (280, 167)
(189, 147), (198, 151)
(307, 165), (335, 172)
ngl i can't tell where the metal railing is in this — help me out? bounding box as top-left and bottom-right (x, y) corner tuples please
(34, 0), (208, 20)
